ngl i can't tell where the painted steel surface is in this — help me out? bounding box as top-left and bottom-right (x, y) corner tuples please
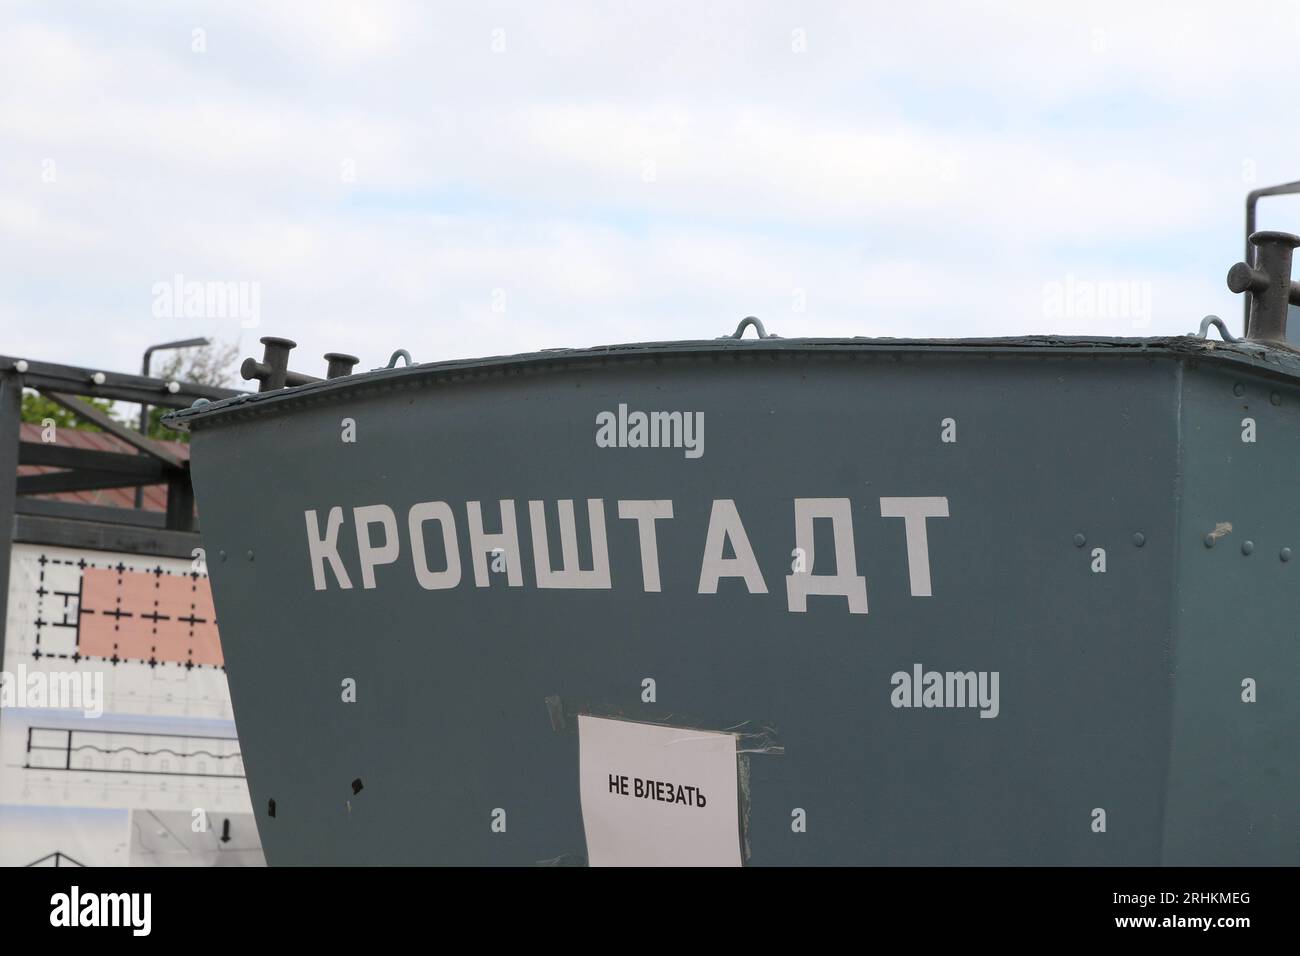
(169, 336), (1300, 865)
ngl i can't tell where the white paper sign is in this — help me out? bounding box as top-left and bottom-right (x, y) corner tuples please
(578, 715), (742, 867)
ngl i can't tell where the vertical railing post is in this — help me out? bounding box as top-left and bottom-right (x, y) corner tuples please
(0, 367), (23, 680)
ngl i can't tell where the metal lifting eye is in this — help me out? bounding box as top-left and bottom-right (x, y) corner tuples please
(1195, 315), (1238, 343)
(724, 316), (778, 340)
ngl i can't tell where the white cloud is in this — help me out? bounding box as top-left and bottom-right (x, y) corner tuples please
(0, 0), (1293, 381)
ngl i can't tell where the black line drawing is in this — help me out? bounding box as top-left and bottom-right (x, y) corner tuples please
(25, 726), (245, 779)
(25, 851), (86, 867)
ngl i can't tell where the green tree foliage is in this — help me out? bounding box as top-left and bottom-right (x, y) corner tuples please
(144, 341), (240, 440)
(19, 341), (240, 443)
(151, 341), (240, 391)
(20, 391), (119, 432)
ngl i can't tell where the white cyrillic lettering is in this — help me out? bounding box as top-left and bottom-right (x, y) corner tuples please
(879, 496), (948, 596)
(466, 500), (522, 586)
(785, 498), (867, 613)
(305, 507), (353, 590)
(529, 499), (612, 589)
(617, 499), (673, 592)
(354, 504), (399, 589)
(408, 501), (461, 590)
(698, 499), (767, 594)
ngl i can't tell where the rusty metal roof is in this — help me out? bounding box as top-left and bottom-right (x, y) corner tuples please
(16, 421), (191, 512)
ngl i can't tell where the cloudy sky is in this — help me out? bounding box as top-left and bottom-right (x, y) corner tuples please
(4, 1), (1300, 381)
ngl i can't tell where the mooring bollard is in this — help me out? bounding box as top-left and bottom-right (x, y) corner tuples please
(240, 337), (324, 392)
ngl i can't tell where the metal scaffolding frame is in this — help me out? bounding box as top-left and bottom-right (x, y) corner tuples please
(0, 354), (243, 666)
